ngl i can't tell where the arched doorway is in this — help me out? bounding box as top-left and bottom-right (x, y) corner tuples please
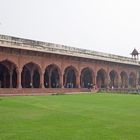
(64, 66), (77, 88)
(80, 67), (94, 88)
(0, 60), (17, 88)
(97, 69), (107, 88)
(0, 63), (10, 88)
(109, 70), (119, 88)
(120, 71), (128, 88)
(129, 72), (136, 88)
(44, 64), (60, 88)
(21, 62), (41, 88)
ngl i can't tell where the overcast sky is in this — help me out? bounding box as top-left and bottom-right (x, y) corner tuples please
(0, 0), (140, 57)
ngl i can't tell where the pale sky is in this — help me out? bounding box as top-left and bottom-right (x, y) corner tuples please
(0, 0), (140, 57)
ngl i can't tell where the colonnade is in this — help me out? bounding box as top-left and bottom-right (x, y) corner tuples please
(0, 60), (137, 89)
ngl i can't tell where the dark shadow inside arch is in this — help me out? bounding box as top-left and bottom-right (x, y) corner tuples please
(0, 64), (10, 88)
(97, 69), (107, 88)
(51, 69), (60, 88)
(129, 72), (136, 88)
(44, 70), (49, 88)
(12, 68), (17, 88)
(64, 67), (77, 88)
(109, 70), (118, 88)
(21, 63), (40, 88)
(0, 60), (17, 88)
(80, 68), (93, 88)
(44, 64), (60, 88)
(21, 66), (31, 88)
(120, 71), (128, 88)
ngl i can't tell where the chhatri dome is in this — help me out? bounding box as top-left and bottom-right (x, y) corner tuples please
(131, 48), (139, 60)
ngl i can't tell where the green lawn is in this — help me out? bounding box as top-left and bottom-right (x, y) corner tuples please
(0, 93), (140, 140)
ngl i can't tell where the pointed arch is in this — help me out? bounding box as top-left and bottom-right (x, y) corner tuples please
(0, 60), (18, 88)
(0, 59), (18, 71)
(120, 71), (128, 88)
(96, 68), (107, 88)
(80, 67), (94, 88)
(109, 70), (119, 88)
(44, 64), (61, 88)
(129, 72), (136, 88)
(21, 62), (41, 88)
(64, 66), (78, 88)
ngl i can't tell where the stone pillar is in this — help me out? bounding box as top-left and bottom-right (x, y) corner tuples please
(95, 72), (99, 88)
(30, 70), (34, 88)
(118, 74), (122, 88)
(107, 73), (110, 88)
(40, 71), (44, 88)
(59, 73), (63, 88)
(93, 73), (97, 90)
(64, 73), (67, 88)
(128, 75), (130, 88)
(94, 72), (97, 85)
(76, 74), (80, 88)
(48, 72), (51, 88)
(9, 70), (13, 88)
(17, 69), (22, 88)
(136, 72), (139, 88)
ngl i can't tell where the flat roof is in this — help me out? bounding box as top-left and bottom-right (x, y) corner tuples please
(0, 34), (139, 66)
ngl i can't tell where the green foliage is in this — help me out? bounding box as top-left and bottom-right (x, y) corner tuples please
(0, 93), (140, 140)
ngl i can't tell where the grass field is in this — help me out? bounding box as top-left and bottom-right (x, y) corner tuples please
(0, 93), (140, 140)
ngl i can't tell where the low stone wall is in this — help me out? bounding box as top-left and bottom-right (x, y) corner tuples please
(0, 88), (92, 96)
(99, 88), (140, 94)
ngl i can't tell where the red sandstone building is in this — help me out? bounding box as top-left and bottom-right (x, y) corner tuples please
(0, 34), (140, 95)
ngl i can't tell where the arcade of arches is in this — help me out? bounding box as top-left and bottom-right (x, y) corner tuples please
(0, 60), (137, 89)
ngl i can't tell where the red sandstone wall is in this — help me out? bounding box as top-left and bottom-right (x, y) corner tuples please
(0, 47), (139, 93)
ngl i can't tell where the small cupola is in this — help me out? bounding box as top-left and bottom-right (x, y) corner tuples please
(131, 48), (139, 60)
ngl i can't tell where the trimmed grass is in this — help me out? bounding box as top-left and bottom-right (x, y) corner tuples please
(0, 93), (140, 140)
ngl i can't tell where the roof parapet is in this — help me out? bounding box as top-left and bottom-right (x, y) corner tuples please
(0, 34), (139, 66)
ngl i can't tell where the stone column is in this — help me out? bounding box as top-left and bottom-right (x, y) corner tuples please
(118, 74), (122, 88)
(94, 73), (97, 90)
(59, 73), (63, 88)
(64, 73), (67, 88)
(94, 72), (97, 85)
(106, 73), (110, 89)
(40, 71), (44, 88)
(17, 69), (22, 88)
(9, 70), (13, 88)
(136, 72), (139, 88)
(30, 70), (34, 88)
(128, 75), (130, 88)
(48, 71), (51, 88)
(76, 74), (80, 88)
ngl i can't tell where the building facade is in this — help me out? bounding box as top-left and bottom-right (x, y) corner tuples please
(0, 35), (139, 94)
